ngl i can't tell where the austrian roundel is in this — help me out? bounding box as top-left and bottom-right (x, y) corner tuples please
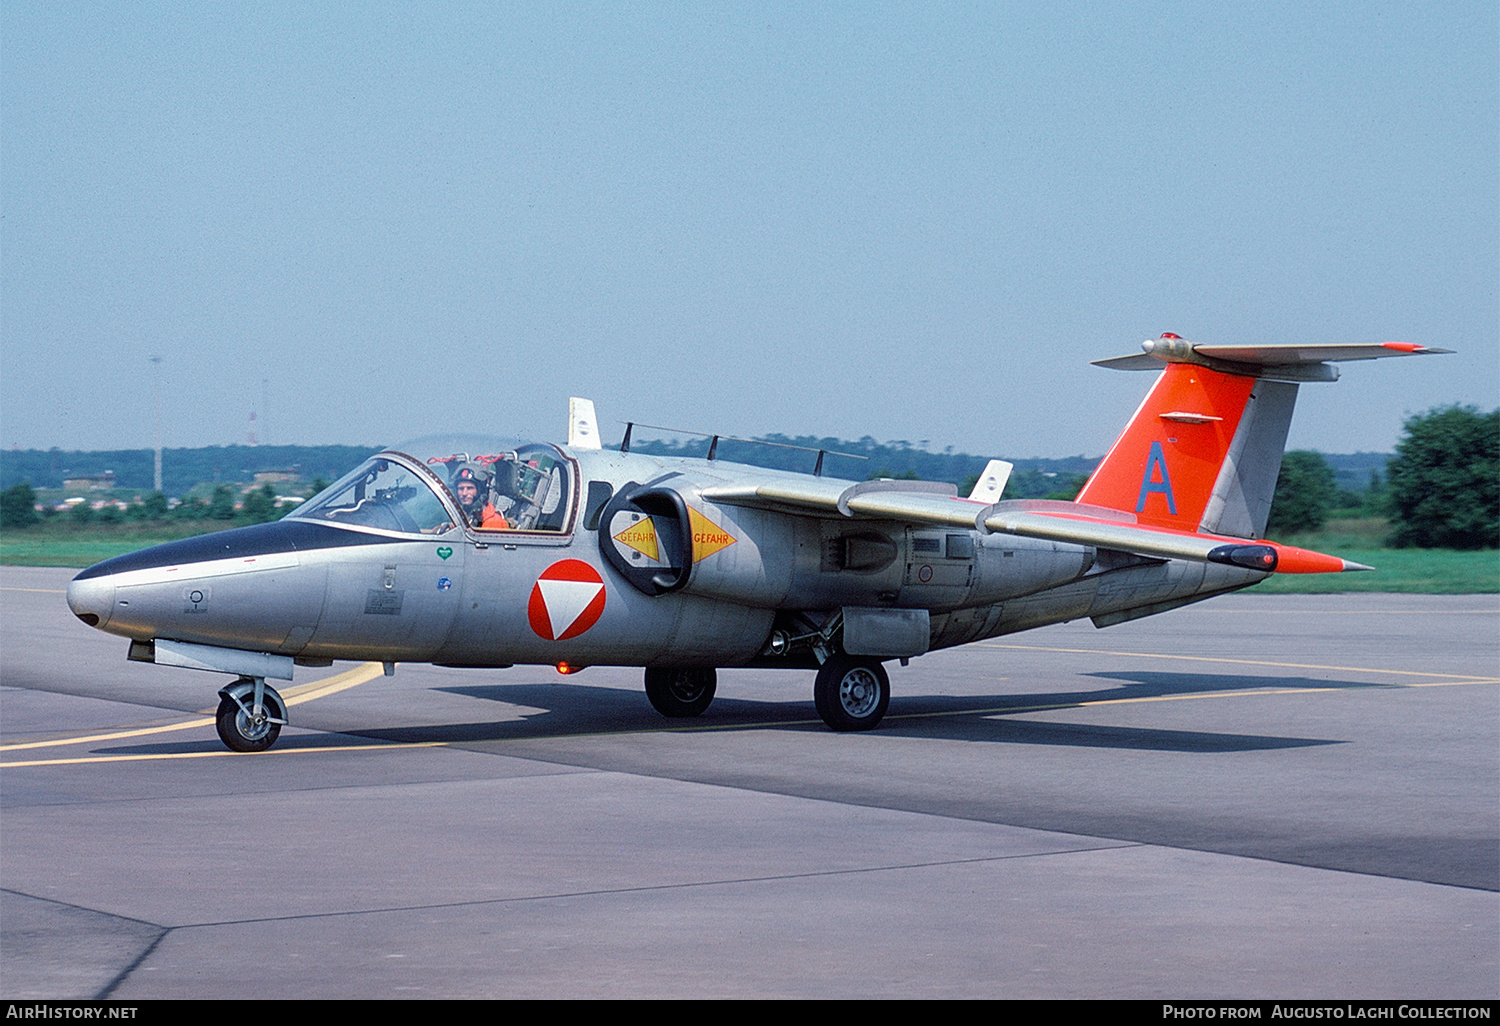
(527, 559), (607, 641)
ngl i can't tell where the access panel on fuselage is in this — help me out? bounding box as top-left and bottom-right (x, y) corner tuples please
(307, 538), (466, 661)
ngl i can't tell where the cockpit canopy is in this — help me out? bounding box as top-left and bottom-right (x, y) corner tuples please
(288, 436), (576, 536)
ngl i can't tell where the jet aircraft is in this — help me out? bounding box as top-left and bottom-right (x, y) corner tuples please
(66, 336), (1448, 752)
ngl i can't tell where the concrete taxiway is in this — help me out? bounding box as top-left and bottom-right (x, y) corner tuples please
(2, 564), (1496, 999)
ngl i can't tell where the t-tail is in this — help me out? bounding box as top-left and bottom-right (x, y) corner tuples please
(1075, 334), (1451, 569)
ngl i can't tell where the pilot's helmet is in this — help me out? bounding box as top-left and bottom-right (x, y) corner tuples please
(451, 463), (491, 499)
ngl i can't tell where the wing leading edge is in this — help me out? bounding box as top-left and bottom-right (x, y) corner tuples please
(701, 480), (1369, 574)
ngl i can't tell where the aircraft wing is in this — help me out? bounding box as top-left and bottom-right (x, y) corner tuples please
(700, 479), (1368, 574)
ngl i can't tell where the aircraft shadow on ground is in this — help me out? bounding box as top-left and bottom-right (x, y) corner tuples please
(862, 670), (1356, 751)
(93, 669), (1367, 755)
(321, 668), (1355, 752)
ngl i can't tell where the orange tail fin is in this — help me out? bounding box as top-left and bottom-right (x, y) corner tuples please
(1075, 362), (1293, 537)
(1076, 335), (1449, 539)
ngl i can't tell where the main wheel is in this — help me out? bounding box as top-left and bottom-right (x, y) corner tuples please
(215, 681), (287, 752)
(643, 667), (717, 718)
(813, 656), (890, 732)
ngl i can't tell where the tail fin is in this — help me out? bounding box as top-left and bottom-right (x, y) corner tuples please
(1075, 361), (1281, 536)
(1076, 336), (1451, 538)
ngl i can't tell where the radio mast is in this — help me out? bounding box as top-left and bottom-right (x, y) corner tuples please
(149, 355), (163, 492)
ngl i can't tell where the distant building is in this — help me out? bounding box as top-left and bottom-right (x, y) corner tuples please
(253, 469), (299, 485)
(62, 471), (116, 491)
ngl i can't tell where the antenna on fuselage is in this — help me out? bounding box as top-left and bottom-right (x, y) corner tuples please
(614, 421), (867, 476)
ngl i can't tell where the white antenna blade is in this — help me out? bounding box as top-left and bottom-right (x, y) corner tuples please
(967, 459), (1013, 503)
(568, 397), (602, 449)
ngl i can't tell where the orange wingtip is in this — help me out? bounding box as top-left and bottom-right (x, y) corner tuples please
(1271, 544), (1372, 574)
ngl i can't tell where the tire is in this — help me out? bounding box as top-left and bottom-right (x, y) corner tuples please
(813, 656), (890, 732)
(644, 667), (717, 718)
(215, 684), (286, 752)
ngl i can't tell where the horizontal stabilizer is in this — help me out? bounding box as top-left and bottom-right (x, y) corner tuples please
(1095, 336), (1451, 381)
(1194, 341), (1453, 364)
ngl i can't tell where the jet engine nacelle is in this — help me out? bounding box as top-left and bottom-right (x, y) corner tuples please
(598, 483), (1096, 616)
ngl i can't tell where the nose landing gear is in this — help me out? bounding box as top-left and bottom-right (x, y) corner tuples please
(216, 676), (288, 752)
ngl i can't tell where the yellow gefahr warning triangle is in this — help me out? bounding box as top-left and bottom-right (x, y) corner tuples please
(613, 517), (660, 561)
(688, 507), (737, 562)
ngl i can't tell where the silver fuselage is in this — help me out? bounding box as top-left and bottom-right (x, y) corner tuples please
(67, 442), (1266, 676)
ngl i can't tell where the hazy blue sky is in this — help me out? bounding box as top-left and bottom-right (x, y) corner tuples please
(3, 2), (1495, 458)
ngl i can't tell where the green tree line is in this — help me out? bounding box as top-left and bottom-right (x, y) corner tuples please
(0, 444), (375, 496)
(0, 480), (333, 531)
(1268, 406), (1497, 549)
(3, 407), (1493, 548)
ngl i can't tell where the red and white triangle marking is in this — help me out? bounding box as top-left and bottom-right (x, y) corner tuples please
(527, 560), (606, 641)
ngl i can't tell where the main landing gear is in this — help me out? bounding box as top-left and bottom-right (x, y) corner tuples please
(813, 655), (890, 732)
(641, 657), (892, 732)
(643, 667), (717, 717)
(215, 676), (288, 753)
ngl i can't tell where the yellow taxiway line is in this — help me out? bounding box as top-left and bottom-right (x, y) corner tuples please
(0, 661), (387, 754)
(1, 653), (1493, 766)
(4, 741), (450, 768)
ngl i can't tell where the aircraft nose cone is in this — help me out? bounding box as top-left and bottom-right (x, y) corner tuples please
(67, 573), (115, 629)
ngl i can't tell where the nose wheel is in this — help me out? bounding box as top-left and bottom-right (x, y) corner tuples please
(814, 656), (890, 731)
(216, 677), (288, 752)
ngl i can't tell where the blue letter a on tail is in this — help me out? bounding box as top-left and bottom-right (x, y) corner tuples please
(1135, 441), (1177, 515)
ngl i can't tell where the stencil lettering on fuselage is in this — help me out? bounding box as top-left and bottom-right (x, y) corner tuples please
(612, 515), (661, 562)
(688, 507), (736, 562)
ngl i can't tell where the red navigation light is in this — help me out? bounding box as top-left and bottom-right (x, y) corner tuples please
(555, 661), (586, 675)
(1207, 543), (1279, 572)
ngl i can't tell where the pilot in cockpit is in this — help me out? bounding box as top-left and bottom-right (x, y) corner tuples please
(451, 463), (509, 530)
